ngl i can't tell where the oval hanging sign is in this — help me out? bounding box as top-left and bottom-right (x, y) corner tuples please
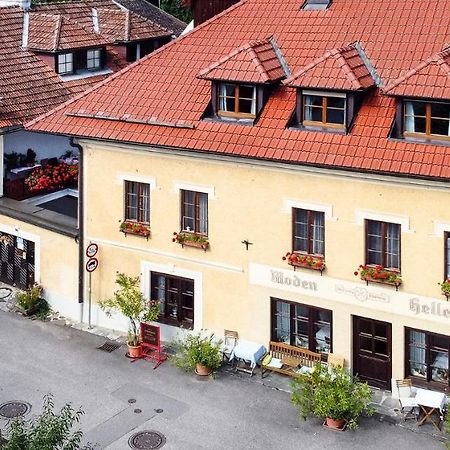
(86, 243), (98, 258)
(86, 258), (98, 273)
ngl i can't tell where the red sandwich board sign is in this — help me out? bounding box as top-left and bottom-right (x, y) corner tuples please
(140, 322), (166, 369)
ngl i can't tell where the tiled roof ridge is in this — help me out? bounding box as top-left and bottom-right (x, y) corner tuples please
(197, 37), (276, 82)
(383, 47), (450, 95)
(26, 0), (249, 128)
(284, 42), (371, 90)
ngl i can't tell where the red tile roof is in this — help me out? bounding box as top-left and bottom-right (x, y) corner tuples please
(284, 43), (375, 91)
(198, 38), (286, 83)
(383, 47), (450, 100)
(27, 0), (450, 181)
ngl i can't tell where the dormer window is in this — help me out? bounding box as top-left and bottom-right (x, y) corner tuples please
(58, 53), (73, 75)
(87, 48), (102, 70)
(404, 100), (450, 139)
(303, 92), (346, 129)
(218, 83), (256, 119)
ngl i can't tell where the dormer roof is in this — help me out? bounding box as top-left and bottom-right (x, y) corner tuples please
(383, 48), (450, 100)
(27, 13), (108, 52)
(198, 38), (287, 84)
(284, 43), (375, 91)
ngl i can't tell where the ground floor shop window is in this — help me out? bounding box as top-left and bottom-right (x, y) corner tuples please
(406, 328), (449, 387)
(271, 298), (332, 353)
(150, 272), (194, 329)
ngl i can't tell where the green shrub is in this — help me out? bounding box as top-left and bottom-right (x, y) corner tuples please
(16, 284), (50, 319)
(291, 364), (373, 429)
(0, 394), (93, 449)
(170, 331), (223, 373)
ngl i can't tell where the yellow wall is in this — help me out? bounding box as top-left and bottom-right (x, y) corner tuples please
(82, 140), (450, 380)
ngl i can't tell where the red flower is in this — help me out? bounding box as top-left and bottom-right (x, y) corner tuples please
(354, 271), (358, 276)
(282, 256), (286, 261)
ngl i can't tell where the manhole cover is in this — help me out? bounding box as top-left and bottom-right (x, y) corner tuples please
(128, 431), (166, 449)
(97, 341), (121, 353)
(0, 401), (31, 419)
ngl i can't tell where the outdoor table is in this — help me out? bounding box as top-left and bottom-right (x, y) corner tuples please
(229, 340), (267, 376)
(415, 388), (446, 431)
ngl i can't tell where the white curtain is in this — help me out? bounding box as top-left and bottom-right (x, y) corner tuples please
(405, 102), (415, 132)
(409, 331), (426, 376)
(304, 96), (313, 121)
(199, 193), (208, 234)
(386, 223), (400, 268)
(251, 87), (256, 115)
(219, 84), (227, 111)
(312, 212), (324, 255)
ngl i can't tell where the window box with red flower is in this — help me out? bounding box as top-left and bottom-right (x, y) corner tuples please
(355, 265), (402, 290)
(282, 252), (325, 274)
(173, 231), (209, 251)
(438, 279), (450, 299)
(120, 220), (151, 239)
(25, 162), (78, 196)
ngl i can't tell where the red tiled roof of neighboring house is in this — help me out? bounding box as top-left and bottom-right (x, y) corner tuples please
(198, 38), (286, 83)
(284, 43), (375, 91)
(27, 0), (450, 180)
(383, 47), (450, 100)
(28, 13), (108, 52)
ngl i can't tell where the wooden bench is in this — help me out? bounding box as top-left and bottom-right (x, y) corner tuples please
(261, 341), (322, 379)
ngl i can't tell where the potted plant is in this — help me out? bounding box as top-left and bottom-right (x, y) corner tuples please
(282, 252), (325, 272)
(354, 264), (402, 288)
(170, 331), (222, 376)
(291, 364), (373, 430)
(172, 231), (209, 250)
(15, 283), (50, 319)
(438, 279), (450, 299)
(99, 273), (159, 358)
(120, 220), (151, 238)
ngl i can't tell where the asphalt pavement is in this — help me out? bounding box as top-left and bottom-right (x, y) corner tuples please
(0, 310), (445, 450)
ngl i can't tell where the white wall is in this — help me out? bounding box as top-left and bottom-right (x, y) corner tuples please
(3, 130), (72, 162)
(0, 0), (30, 8)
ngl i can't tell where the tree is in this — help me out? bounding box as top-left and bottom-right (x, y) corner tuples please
(160, 0), (193, 23)
(0, 394), (93, 450)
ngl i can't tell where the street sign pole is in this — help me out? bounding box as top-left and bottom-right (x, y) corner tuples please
(88, 270), (92, 329)
(85, 243), (99, 330)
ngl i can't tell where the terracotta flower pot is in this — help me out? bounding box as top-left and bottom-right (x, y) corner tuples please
(325, 417), (346, 430)
(127, 343), (142, 358)
(195, 363), (212, 376)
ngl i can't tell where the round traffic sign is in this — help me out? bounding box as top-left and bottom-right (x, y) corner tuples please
(86, 258), (98, 273)
(86, 243), (98, 258)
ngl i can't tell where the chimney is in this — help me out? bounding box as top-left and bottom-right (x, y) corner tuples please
(92, 8), (99, 33)
(182, 0), (239, 27)
(21, 11), (29, 48)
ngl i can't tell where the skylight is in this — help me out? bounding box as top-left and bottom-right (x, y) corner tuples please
(302, 0), (331, 10)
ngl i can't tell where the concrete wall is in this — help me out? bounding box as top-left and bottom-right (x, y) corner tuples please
(79, 139), (450, 382)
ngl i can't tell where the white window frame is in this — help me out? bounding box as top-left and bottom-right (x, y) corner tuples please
(58, 52), (73, 75)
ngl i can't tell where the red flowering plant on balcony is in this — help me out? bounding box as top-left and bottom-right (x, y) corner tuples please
(438, 279), (450, 298)
(282, 252), (325, 271)
(172, 231), (209, 249)
(25, 163), (78, 193)
(120, 220), (151, 237)
(354, 265), (402, 287)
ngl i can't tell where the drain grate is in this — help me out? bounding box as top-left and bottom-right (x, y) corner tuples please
(128, 431), (166, 449)
(0, 401), (31, 419)
(97, 341), (121, 353)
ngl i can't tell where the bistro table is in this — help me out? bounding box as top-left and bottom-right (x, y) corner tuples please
(229, 340), (267, 376)
(415, 388), (446, 431)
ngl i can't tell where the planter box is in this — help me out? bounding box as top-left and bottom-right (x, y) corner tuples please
(180, 240), (209, 251)
(361, 274), (401, 290)
(120, 221), (151, 239)
(289, 260), (325, 273)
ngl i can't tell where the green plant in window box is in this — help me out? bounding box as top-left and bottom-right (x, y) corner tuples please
(282, 252), (325, 271)
(354, 265), (402, 287)
(172, 231), (209, 249)
(119, 220), (151, 237)
(438, 279), (450, 298)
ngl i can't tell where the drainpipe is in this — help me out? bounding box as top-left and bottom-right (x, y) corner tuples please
(69, 138), (84, 322)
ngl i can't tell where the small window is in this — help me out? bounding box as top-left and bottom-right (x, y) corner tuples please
(87, 48), (102, 70)
(302, 0), (331, 10)
(271, 298), (332, 353)
(218, 83), (256, 118)
(404, 100), (450, 139)
(181, 190), (208, 235)
(303, 93), (346, 128)
(293, 208), (324, 256)
(124, 181), (150, 224)
(151, 272), (194, 329)
(406, 328), (449, 387)
(58, 53), (73, 75)
(366, 220), (400, 270)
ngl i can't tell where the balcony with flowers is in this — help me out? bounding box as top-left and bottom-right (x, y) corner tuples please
(282, 252), (325, 274)
(355, 264), (402, 290)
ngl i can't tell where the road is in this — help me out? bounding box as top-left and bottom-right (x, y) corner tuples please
(0, 310), (444, 449)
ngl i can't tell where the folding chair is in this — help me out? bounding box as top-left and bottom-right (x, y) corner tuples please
(222, 330), (238, 363)
(396, 379), (418, 421)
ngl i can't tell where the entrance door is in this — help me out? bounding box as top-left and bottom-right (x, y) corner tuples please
(0, 232), (35, 290)
(353, 316), (392, 389)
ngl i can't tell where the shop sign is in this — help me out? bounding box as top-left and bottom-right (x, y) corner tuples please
(409, 298), (450, 318)
(270, 270), (318, 292)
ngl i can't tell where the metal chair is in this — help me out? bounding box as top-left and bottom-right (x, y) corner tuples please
(396, 379), (418, 421)
(222, 330), (238, 362)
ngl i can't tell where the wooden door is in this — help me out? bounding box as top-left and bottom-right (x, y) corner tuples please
(353, 316), (392, 390)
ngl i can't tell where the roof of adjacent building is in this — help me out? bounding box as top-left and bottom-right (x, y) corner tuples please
(27, 0), (450, 181)
(383, 47), (450, 100)
(0, 0), (184, 128)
